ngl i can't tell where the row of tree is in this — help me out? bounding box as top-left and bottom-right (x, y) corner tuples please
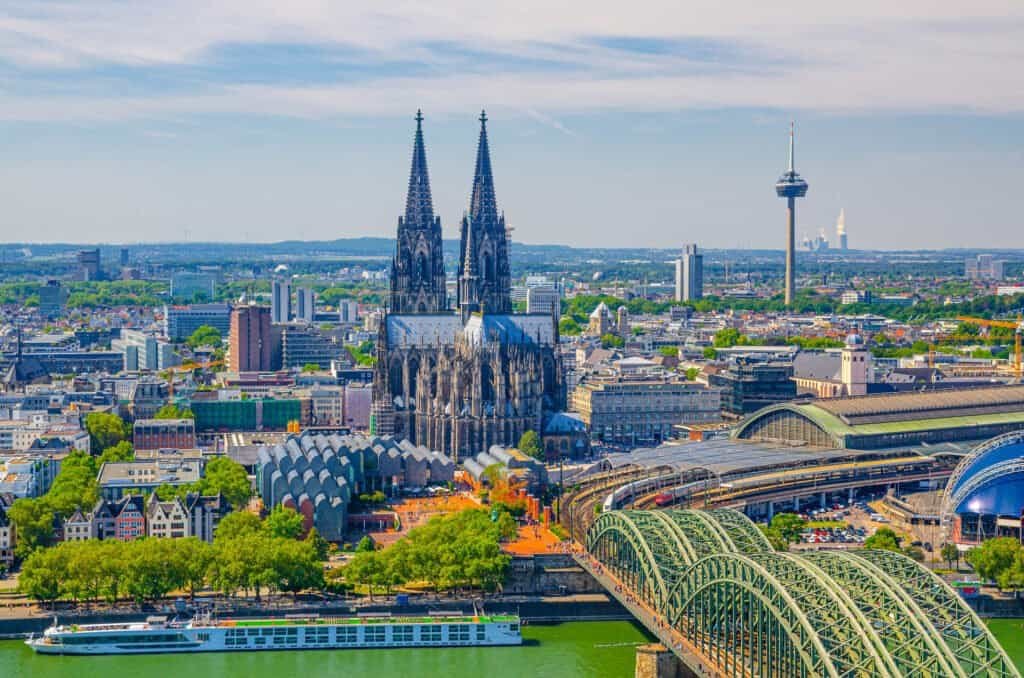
(966, 538), (1024, 591)
(336, 509), (514, 595)
(19, 507), (327, 604)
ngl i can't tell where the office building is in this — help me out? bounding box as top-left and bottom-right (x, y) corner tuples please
(526, 285), (561, 317)
(966, 254), (1006, 281)
(190, 397), (301, 432)
(674, 243), (703, 302)
(170, 272), (217, 302)
(708, 356), (796, 415)
(120, 248), (129, 267)
(281, 325), (344, 370)
(338, 300), (359, 324)
(38, 280), (67, 319)
(112, 329), (178, 371)
(164, 303), (232, 342)
(0, 453), (62, 498)
(841, 290), (872, 305)
(133, 418), (197, 451)
(228, 305), (279, 372)
(76, 248), (101, 281)
(271, 280), (291, 324)
(571, 377), (721, 446)
(295, 287), (315, 324)
(98, 459), (202, 500)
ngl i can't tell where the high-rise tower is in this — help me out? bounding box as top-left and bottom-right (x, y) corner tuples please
(775, 122), (809, 306)
(836, 208), (848, 250)
(390, 110), (447, 314)
(458, 110), (512, 321)
(674, 244), (703, 302)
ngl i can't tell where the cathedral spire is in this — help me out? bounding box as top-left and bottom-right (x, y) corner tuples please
(458, 110), (511, 317)
(404, 109), (434, 230)
(390, 110), (447, 314)
(469, 110), (498, 228)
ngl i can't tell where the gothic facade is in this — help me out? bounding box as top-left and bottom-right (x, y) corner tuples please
(372, 111), (564, 460)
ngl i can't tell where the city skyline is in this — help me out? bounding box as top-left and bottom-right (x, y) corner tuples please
(0, 4), (1022, 248)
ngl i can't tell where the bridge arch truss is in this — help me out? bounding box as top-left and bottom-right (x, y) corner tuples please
(586, 508), (1018, 678)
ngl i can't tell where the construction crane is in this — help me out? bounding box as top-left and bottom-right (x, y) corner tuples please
(166, 359), (224, 398)
(956, 315), (1023, 380)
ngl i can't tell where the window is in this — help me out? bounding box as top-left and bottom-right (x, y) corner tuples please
(336, 627), (358, 644)
(448, 625), (471, 642)
(419, 625), (442, 642)
(392, 625), (414, 643)
(364, 626), (386, 644)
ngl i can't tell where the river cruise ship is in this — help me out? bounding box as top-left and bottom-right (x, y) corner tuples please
(26, 612), (522, 655)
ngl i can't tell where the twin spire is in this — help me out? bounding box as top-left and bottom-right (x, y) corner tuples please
(401, 109), (498, 231)
(394, 109), (510, 319)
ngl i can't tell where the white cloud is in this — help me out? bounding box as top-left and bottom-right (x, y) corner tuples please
(0, 2), (1023, 120)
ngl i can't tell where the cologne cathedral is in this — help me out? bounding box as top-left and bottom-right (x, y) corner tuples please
(371, 111), (565, 460)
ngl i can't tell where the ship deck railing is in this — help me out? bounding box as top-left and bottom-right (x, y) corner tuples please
(220, 615), (518, 628)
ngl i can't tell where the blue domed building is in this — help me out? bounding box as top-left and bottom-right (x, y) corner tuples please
(943, 430), (1024, 545)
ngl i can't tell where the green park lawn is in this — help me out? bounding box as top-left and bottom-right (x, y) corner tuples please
(988, 619), (1024, 670)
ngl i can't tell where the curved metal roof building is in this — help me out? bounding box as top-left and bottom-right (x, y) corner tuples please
(734, 385), (1024, 450)
(943, 430), (1024, 526)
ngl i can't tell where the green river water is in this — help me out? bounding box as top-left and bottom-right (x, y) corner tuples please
(0, 621), (651, 678)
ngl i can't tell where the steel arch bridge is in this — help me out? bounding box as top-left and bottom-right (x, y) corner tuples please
(586, 508), (1018, 678)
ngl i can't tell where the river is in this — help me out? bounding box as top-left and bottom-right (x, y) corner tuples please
(0, 621), (651, 678)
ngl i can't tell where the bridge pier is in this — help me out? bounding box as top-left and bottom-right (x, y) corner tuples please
(635, 643), (694, 678)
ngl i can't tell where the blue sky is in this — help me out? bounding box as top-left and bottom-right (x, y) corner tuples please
(0, 2), (1022, 249)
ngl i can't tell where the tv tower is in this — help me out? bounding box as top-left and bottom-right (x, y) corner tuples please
(775, 122), (809, 306)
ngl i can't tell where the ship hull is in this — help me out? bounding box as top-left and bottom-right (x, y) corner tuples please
(27, 617), (522, 656)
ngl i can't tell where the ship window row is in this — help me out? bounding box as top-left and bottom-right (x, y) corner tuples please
(224, 623), (487, 646)
(61, 633), (188, 645)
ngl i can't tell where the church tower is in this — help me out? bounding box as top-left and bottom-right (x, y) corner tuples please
(389, 110), (447, 314)
(841, 332), (870, 396)
(459, 111), (512, 321)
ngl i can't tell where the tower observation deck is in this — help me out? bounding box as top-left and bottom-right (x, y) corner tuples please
(775, 123), (809, 306)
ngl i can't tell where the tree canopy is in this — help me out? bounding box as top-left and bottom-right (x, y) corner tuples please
(265, 505), (305, 539)
(185, 325), (222, 349)
(193, 456), (251, 508)
(600, 333), (624, 349)
(336, 509), (511, 595)
(85, 412), (129, 452)
(967, 538), (1024, 589)
(97, 440), (134, 465)
(154, 404), (195, 420)
(517, 430), (543, 460)
(864, 527), (902, 552)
